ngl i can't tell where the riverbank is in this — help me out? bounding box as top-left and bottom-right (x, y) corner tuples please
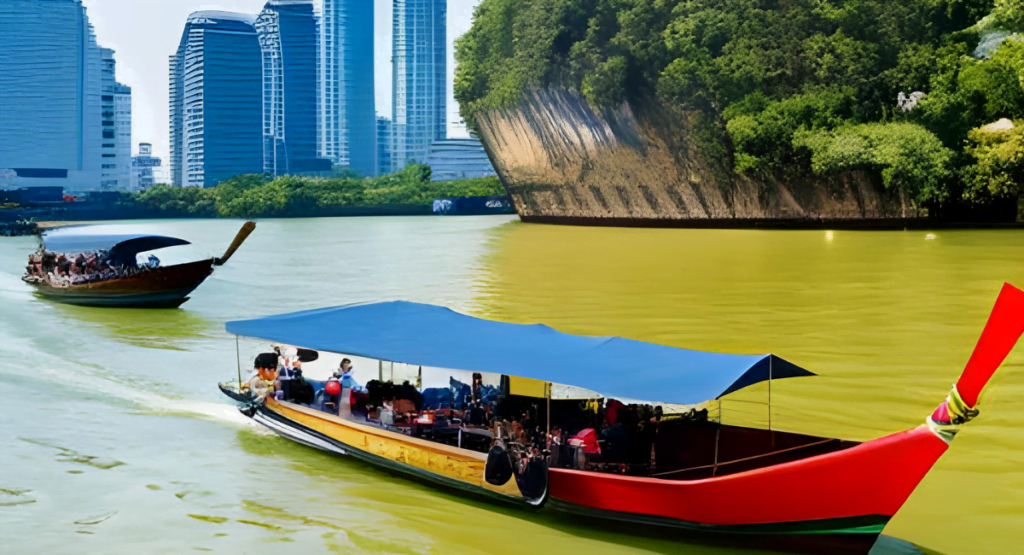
(0, 165), (508, 225)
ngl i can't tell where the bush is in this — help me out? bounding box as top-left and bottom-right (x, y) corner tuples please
(964, 122), (1024, 200)
(123, 165), (506, 218)
(793, 123), (954, 203)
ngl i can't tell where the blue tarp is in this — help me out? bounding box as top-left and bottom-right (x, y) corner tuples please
(43, 232), (190, 255)
(225, 301), (815, 405)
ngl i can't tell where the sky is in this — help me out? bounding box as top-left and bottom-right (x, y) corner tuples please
(81, 0), (479, 162)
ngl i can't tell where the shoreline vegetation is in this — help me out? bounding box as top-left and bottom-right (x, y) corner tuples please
(119, 165), (505, 219)
(454, 0), (1024, 215)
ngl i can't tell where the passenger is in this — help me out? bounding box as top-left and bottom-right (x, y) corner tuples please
(547, 427), (563, 467)
(335, 358), (359, 418)
(468, 399), (488, 426)
(471, 372), (484, 403)
(337, 358), (364, 392)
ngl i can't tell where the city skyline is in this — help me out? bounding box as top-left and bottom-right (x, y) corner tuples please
(81, 0), (479, 165)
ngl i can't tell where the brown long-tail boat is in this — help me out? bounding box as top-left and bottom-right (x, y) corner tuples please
(24, 222), (255, 308)
(220, 283), (1024, 547)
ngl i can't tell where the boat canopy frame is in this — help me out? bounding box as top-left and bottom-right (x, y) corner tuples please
(226, 301), (815, 408)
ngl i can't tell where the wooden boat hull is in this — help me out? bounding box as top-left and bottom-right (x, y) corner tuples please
(546, 426), (948, 535)
(243, 397), (946, 538)
(29, 259), (216, 308)
(253, 398), (527, 503)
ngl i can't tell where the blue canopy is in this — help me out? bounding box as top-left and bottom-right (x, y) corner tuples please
(226, 302), (814, 405)
(43, 233), (190, 255)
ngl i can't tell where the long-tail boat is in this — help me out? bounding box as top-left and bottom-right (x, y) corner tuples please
(221, 283), (1024, 542)
(25, 222), (255, 308)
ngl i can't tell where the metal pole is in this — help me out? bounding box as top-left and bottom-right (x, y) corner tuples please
(378, 359), (383, 382)
(546, 382), (551, 438)
(769, 356), (773, 432)
(235, 335), (242, 390)
(713, 398), (722, 476)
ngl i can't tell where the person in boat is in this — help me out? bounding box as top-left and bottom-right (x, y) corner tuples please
(248, 352), (279, 401)
(547, 427), (563, 467)
(336, 359), (364, 392)
(471, 373), (484, 404)
(467, 399), (489, 427)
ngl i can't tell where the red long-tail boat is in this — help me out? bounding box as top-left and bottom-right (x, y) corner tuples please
(221, 283), (1024, 542)
(24, 222), (255, 308)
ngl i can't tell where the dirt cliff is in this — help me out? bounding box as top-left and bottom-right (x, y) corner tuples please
(473, 87), (922, 227)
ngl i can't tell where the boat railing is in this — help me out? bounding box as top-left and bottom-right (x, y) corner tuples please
(651, 437), (841, 480)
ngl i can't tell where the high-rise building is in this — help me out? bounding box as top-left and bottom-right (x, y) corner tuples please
(0, 0), (104, 192)
(132, 143), (163, 190)
(377, 117), (392, 177)
(99, 49), (132, 190)
(255, 1), (328, 177)
(114, 83), (133, 188)
(170, 12), (264, 188)
(320, 0), (376, 175)
(391, 0), (446, 173)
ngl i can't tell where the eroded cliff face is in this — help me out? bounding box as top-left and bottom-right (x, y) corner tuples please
(474, 87), (921, 225)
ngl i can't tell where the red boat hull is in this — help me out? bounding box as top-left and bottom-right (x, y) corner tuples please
(548, 426), (948, 535)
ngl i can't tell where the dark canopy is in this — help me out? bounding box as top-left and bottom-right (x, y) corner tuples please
(43, 233), (190, 256)
(226, 302), (815, 405)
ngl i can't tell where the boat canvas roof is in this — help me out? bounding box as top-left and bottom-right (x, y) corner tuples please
(226, 302), (815, 405)
(43, 229), (190, 255)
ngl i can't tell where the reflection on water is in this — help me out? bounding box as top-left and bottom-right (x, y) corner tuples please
(48, 302), (216, 350)
(473, 222), (1024, 554)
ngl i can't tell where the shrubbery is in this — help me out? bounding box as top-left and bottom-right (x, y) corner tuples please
(124, 165), (505, 218)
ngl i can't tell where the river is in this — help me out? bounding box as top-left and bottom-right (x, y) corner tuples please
(1, 216), (1021, 555)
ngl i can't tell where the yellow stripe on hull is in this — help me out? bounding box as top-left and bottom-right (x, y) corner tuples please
(267, 399), (523, 498)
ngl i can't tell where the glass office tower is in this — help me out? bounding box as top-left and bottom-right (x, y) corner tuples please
(255, 1), (326, 177)
(0, 0), (103, 191)
(391, 0), (446, 173)
(170, 12), (263, 188)
(320, 0), (376, 176)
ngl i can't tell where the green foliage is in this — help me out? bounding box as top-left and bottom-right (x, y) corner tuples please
(124, 165), (506, 219)
(964, 123), (1024, 199)
(454, 0), (1024, 206)
(793, 123), (954, 203)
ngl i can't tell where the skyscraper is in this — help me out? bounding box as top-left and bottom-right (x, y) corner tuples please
(320, 0), (376, 176)
(114, 83), (133, 188)
(391, 0), (446, 173)
(377, 117), (392, 177)
(100, 48), (132, 190)
(170, 12), (263, 188)
(0, 0), (104, 192)
(255, 1), (327, 177)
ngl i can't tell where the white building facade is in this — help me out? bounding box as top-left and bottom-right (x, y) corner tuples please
(425, 138), (496, 181)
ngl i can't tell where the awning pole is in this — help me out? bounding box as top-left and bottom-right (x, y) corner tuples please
(546, 382), (551, 439)
(235, 335), (242, 390)
(713, 398), (722, 476)
(378, 359), (383, 382)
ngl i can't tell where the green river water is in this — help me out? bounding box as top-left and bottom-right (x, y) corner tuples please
(1, 216), (1022, 555)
